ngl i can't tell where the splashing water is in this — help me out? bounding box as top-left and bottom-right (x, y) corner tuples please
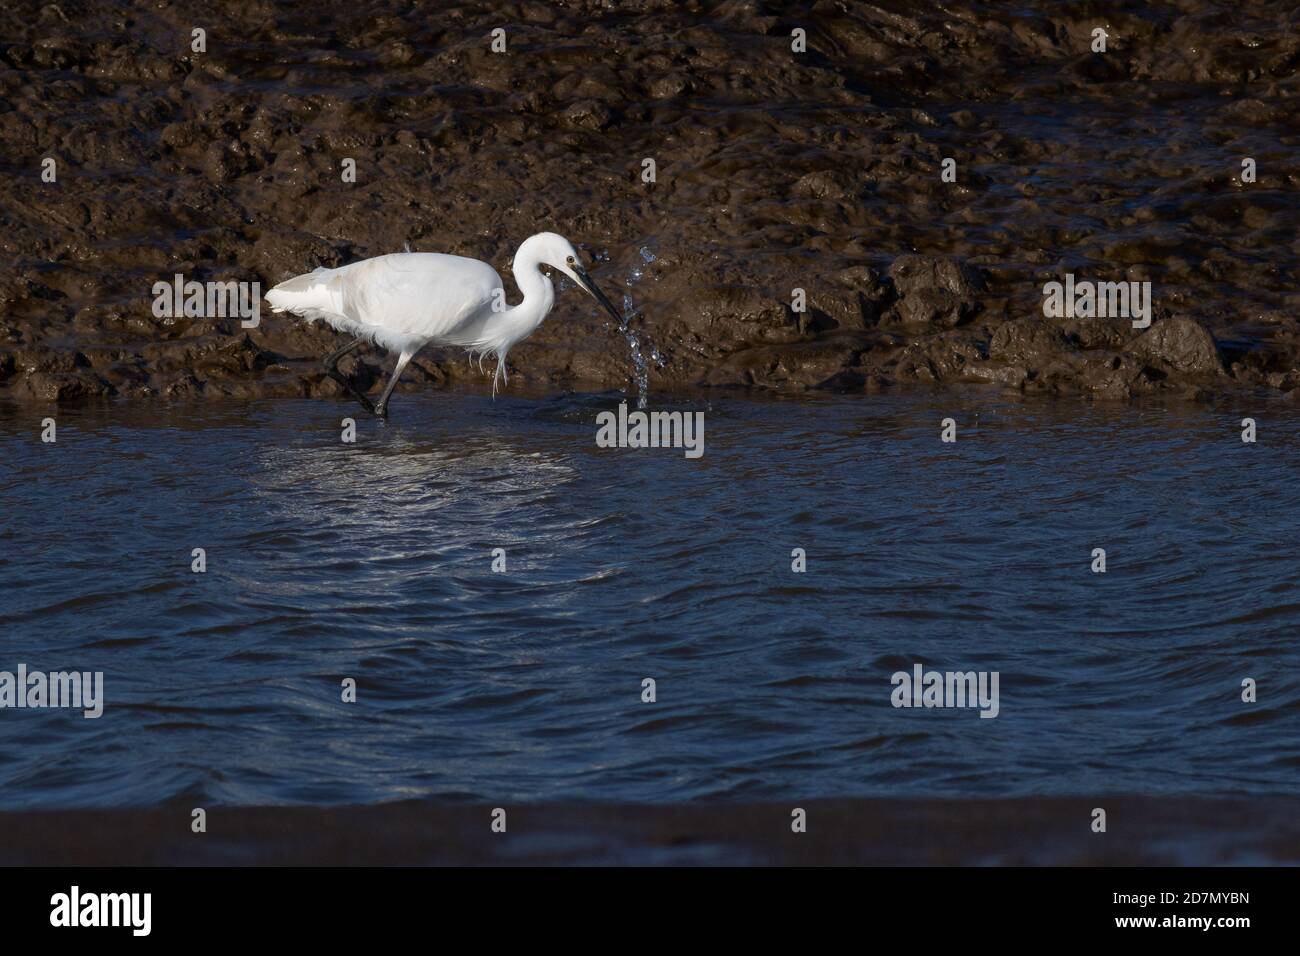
(617, 245), (662, 410)
(618, 294), (650, 410)
(627, 245), (656, 283)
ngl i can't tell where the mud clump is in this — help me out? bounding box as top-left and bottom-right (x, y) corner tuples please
(886, 256), (983, 330)
(1127, 318), (1223, 378)
(1, 0), (1297, 405)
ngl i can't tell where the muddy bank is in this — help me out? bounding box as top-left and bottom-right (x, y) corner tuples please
(1, 0), (1297, 405)
(3, 796), (1298, 865)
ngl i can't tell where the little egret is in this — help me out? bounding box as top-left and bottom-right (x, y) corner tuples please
(266, 232), (623, 417)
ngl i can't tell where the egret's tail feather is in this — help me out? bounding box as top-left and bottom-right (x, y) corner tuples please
(268, 269), (405, 352)
(266, 269), (343, 316)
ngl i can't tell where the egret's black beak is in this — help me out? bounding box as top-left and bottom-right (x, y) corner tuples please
(575, 267), (625, 325)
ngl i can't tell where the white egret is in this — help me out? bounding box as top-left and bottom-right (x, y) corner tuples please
(266, 232), (623, 417)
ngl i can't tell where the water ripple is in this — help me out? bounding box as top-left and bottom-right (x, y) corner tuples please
(1, 391), (1298, 808)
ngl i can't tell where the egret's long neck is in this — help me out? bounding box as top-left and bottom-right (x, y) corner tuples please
(505, 246), (554, 334)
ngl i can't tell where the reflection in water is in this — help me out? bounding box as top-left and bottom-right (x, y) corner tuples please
(1, 390), (1298, 810)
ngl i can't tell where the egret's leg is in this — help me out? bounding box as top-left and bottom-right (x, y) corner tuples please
(322, 337), (363, 372)
(321, 337), (375, 414)
(372, 349), (416, 419)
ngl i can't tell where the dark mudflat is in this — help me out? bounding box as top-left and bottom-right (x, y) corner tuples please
(2, 1), (1298, 405)
(3, 796), (1297, 866)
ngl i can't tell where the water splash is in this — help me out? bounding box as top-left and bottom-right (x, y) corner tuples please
(618, 295), (650, 410)
(617, 245), (662, 410)
(628, 245), (656, 283)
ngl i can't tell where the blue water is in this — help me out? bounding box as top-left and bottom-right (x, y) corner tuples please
(1, 391), (1298, 809)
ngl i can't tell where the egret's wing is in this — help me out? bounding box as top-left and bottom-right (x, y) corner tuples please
(333, 253), (502, 341)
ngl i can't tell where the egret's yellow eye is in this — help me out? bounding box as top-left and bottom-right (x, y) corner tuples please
(566, 256), (576, 265)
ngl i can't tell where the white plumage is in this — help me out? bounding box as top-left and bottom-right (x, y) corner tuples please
(266, 232), (623, 416)
(269, 254), (502, 354)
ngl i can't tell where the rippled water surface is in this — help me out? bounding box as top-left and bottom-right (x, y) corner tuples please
(2, 391), (1298, 809)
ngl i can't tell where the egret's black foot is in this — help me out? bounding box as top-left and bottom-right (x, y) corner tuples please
(319, 338), (373, 414)
(373, 400), (390, 419)
(324, 367), (376, 416)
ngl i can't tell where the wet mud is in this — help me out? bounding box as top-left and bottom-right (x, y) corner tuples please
(1, 0), (1297, 405)
(4, 795), (1299, 865)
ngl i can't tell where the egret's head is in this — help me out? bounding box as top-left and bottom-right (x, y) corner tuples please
(531, 232), (624, 324)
